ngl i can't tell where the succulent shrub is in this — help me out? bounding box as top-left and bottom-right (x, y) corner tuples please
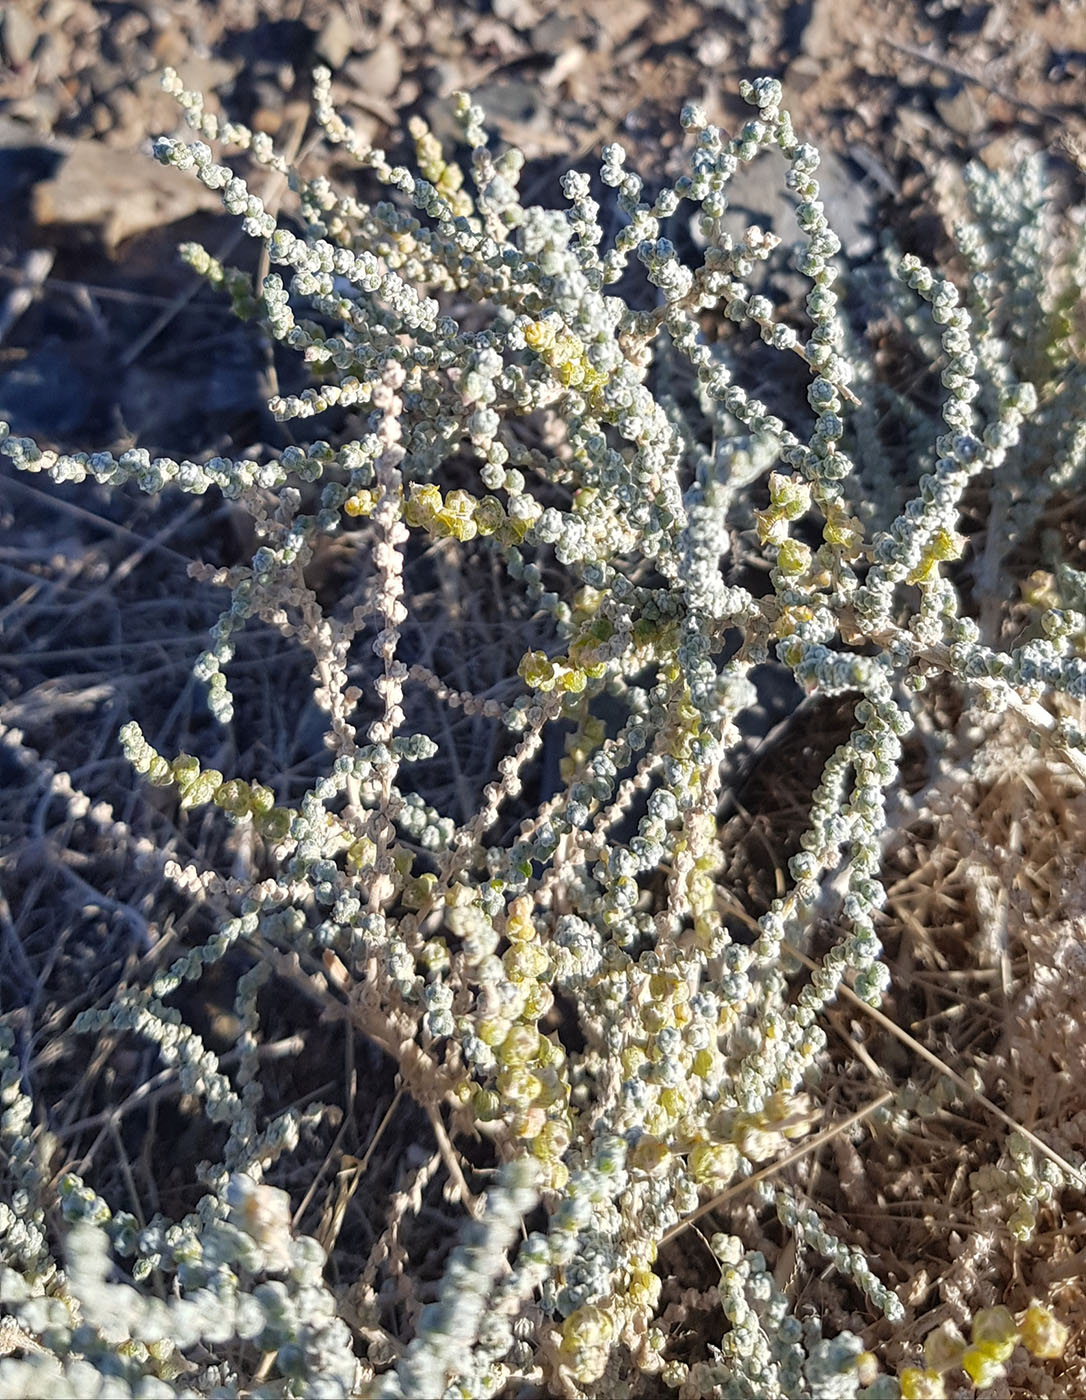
(1, 67), (1083, 1399)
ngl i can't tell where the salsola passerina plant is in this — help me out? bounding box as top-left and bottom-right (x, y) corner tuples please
(1, 65), (1083, 1399)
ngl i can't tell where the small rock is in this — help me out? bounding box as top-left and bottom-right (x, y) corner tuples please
(896, 105), (938, 149)
(41, 0), (78, 25)
(105, 87), (150, 147)
(541, 44), (585, 90)
(695, 31), (732, 67)
(979, 133), (1024, 171)
(172, 55), (238, 98)
(816, 150), (877, 257)
(314, 9), (355, 70)
(244, 75), (290, 133)
(89, 103), (114, 137)
(469, 14), (527, 58)
(31, 139), (223, 253)
(3, 89), (63, 135)
(650, 1), (707, 41)
(798, 0), (838, 59)
(935, 84), (986, 138)
(151, 25), (188, 68)
(344, 37), (402, 101)
(531, 13), (580, 53)
(591, 0), (651, 47)
(397, 14), (423, 48)
(784, 55), (822, 96)
(471, 77), (543, 130)
(30, 29), (72, 86)
(126, 60), (237, 146)
(492, 0), (540, 29)
(981, 3), (1011, 40)
(1, 3), (37, 66)
(718, 150), (796, 249)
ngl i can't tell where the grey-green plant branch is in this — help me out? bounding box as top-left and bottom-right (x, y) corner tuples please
(1, 68), (1083, 1399)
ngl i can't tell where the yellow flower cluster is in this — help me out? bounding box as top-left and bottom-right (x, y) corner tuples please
(558, 711), (607, 785)
(477, 896), (574, 1192)
(517, 649), (598, 695)
(523, 319), (610, 403)
(821, 499), (865, 553)
(899, 1301), (1069, 1397)
(401, 481), (537, 543)
(212, 775), (293, 840)
(141, 750), (294, 838)
(755, 471), (811, 547)
(408, 114), (474, 219)
(906, 525), (966, 585)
